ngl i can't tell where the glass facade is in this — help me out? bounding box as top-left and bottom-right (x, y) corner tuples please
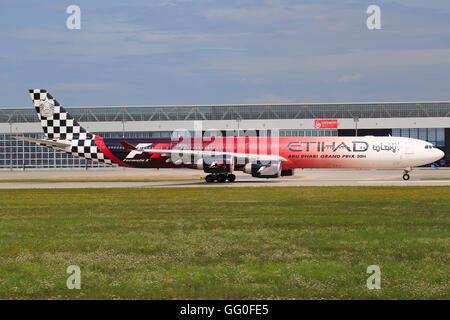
(278, 129), (338, 137)
(0, 133), (107, 169)
(392, 128), (445, 146)
(0, 131), (168, 169)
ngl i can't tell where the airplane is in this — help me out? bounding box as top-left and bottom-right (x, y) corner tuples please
(15, 89), (445, 182)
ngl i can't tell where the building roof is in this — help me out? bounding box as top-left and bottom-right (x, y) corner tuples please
(1, 101), (450, 123)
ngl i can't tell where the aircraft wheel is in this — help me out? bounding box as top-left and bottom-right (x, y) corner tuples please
(217, 174), (227, 183)
(205, 175), (215, 183)
(402, 173), (410, 181)
(227, 174), (236, 182)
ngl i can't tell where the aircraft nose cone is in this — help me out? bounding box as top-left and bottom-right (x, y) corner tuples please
(431, 148), (445, 162)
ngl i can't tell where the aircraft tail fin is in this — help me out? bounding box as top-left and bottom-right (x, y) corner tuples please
(27, 89), (114, 165)
(120, 140), (137, 151)
(29, 89), (92, 141)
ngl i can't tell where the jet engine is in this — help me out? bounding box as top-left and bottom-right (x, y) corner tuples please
(243, 160), (282, 178)
(198, 155), (235, 174)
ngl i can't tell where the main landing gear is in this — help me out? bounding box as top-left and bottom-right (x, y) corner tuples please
(402, 168), (411, 181)
(205, 173), (236, 183)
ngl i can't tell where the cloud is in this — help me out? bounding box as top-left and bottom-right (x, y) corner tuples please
(337, 74), (362, 83)
(52, 82), (106, 91)
(204, 7), (289, 23)
(6, 22), (249, 61)
(2, 0), (450, 106)
(308, 49), (450, 69)
(244, 94), (296, 104)
(203, 3), (332, 24)
(129, 31), (249, 43)
(203, 49), (450, 76)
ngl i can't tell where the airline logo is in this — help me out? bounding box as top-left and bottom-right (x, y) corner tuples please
(39, 99), (55, 118)
(314, 119), (338, 129)
(287, 141), (369, 152)
(125, 143), (153, 159)
(373, 142), (400, 153)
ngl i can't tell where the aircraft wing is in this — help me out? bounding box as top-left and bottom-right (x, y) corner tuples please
(120, 140), (287, 162)
(13, 136), (71, 150)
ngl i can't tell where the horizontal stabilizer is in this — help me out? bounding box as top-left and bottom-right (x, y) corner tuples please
(13, 136), (71, 150)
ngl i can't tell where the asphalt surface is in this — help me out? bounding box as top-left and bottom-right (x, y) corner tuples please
(1, 168), (449, 188)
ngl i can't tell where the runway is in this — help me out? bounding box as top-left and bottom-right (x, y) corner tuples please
(1, 168), (450, 188)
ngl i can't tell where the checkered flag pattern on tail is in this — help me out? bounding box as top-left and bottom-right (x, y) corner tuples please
(29, 89), (91, 141)
(29, 89), (113, 165)
(71, 138), (111, 163)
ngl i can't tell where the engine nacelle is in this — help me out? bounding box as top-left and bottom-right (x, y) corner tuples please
(243, 161), (282, 178)
(200, 155), (235, 174)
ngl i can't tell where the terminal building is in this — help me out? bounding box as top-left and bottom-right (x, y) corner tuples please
(0, 101), (449, 169)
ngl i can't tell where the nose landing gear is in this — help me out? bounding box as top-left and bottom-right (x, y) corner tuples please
(205, 173), (236, 183)
(402, 168), (411, 181)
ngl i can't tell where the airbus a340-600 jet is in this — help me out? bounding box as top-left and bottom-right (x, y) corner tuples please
(15, 90), (444, 182)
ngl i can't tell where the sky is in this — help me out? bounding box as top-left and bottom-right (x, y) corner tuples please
(1, 0), (450, 107)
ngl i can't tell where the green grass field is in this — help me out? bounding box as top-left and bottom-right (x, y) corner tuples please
(0, 186), (448, 299)
(0, 178), (199, 183)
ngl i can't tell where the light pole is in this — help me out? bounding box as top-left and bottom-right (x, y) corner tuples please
(22, 130), (25, 171)
(354, 117), (359, 136)
(236, 118), (241, 137)
(9, 121), (13, 171)
(122, 115), (126, 171)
